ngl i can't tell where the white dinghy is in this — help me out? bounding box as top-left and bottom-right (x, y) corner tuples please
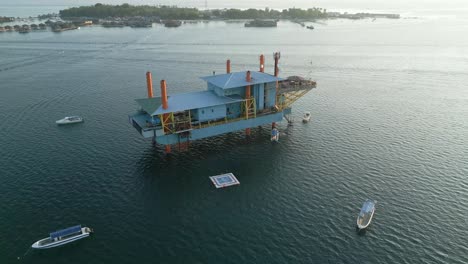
(357, 200), (376, 230)
(302, 112), (311, 123)
(56, 116), (83, 125)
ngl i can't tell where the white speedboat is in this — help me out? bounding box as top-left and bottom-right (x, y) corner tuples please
(32, 225), (93, 249)
(56, 116), (83, 125)
(302, 112), (311, 123)
(357, 200), (376, 230)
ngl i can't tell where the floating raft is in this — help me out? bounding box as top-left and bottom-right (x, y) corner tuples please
(209, 173), (240, 188)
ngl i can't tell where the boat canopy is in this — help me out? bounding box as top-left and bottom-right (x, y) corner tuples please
(361, 200), (375, 213)
(50, 225), (82, 239)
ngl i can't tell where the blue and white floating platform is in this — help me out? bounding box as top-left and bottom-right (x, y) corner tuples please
(209, 173), (240, 188)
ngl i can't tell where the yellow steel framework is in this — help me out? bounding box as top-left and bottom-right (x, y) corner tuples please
(242, 97), (257, 119)
(160, 110), (194, 135)
(160, 112), (175, 134)
(276, 89), (311, 110)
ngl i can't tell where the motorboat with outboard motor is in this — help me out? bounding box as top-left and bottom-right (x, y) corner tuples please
(357, 200), (376, 230)
(32, 225), (93, 249)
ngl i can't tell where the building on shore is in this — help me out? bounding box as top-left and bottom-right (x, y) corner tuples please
(163, 20), (182, 27)
(244, 19), (277, 27)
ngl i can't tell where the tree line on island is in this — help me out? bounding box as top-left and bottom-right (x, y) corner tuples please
(58, 3), (328, 20)
(0, 16), (15, 23)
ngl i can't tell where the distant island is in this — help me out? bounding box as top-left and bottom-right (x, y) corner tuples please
(0, 4), (400, 34)
(0, 16), (14, 23)
(53, 4), (400, 29)
(57, 4), (400, 21)
(59, 4), (329, 20)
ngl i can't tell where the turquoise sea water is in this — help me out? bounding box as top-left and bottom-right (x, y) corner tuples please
(1, 7), (468, 264)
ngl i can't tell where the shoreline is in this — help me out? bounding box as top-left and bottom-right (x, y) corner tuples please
(0, 16), (405, 34)
(0, 5), (402, 34)
(1, 5), (400, 23)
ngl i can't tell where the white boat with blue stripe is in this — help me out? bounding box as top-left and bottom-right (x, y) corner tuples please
(31, 225), (93, 249)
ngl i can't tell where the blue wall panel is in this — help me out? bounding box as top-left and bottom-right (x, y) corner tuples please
(226, 102), (242, 119)
(198, 104), (226, 122)
(266, 86), (276, 108)
(254, 84), (264, 110)
(191, 109), (199, 120)
(224, 87), (244, 97)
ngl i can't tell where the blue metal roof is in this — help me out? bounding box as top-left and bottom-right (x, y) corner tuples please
(201, 71), (284, 89)
(135, 97), (162, 115)
(152, 90), (244, 115)
(50, 225), (82, 239)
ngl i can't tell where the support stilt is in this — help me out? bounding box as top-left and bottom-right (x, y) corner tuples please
(245, 71), (252, 137)
(284, 115), (294, 125)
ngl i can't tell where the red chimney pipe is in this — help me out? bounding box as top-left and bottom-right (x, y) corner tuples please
(272, 52), (280, 130)
(160, 79), (170, 153)
(146, 72), (153, 98)
(226, 59), (231, 73)
(274, 52), (280, 77)
(259, 54), (264, 73)
(246, 70), (251, 98)
(160, 80), (168, 110)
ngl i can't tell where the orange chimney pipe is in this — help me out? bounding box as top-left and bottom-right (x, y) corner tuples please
(226, 59), (231, 73)
(273, 52), (280, 130)
(274, 52), (280, 77)
(273, 52), (281, 100)
(259, 54), (264, 73)
(146, 72), (153, 98)
(160, 80), (168, 110)
(246, 70), (251, 98)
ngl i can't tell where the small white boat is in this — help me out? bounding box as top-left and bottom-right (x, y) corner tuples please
(56, 116), (83, 125)
(271, 128), (279, 142)
(302, 112), (311, 123)
(32, 225), (93, 249)
(357, 200), (376, 230)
